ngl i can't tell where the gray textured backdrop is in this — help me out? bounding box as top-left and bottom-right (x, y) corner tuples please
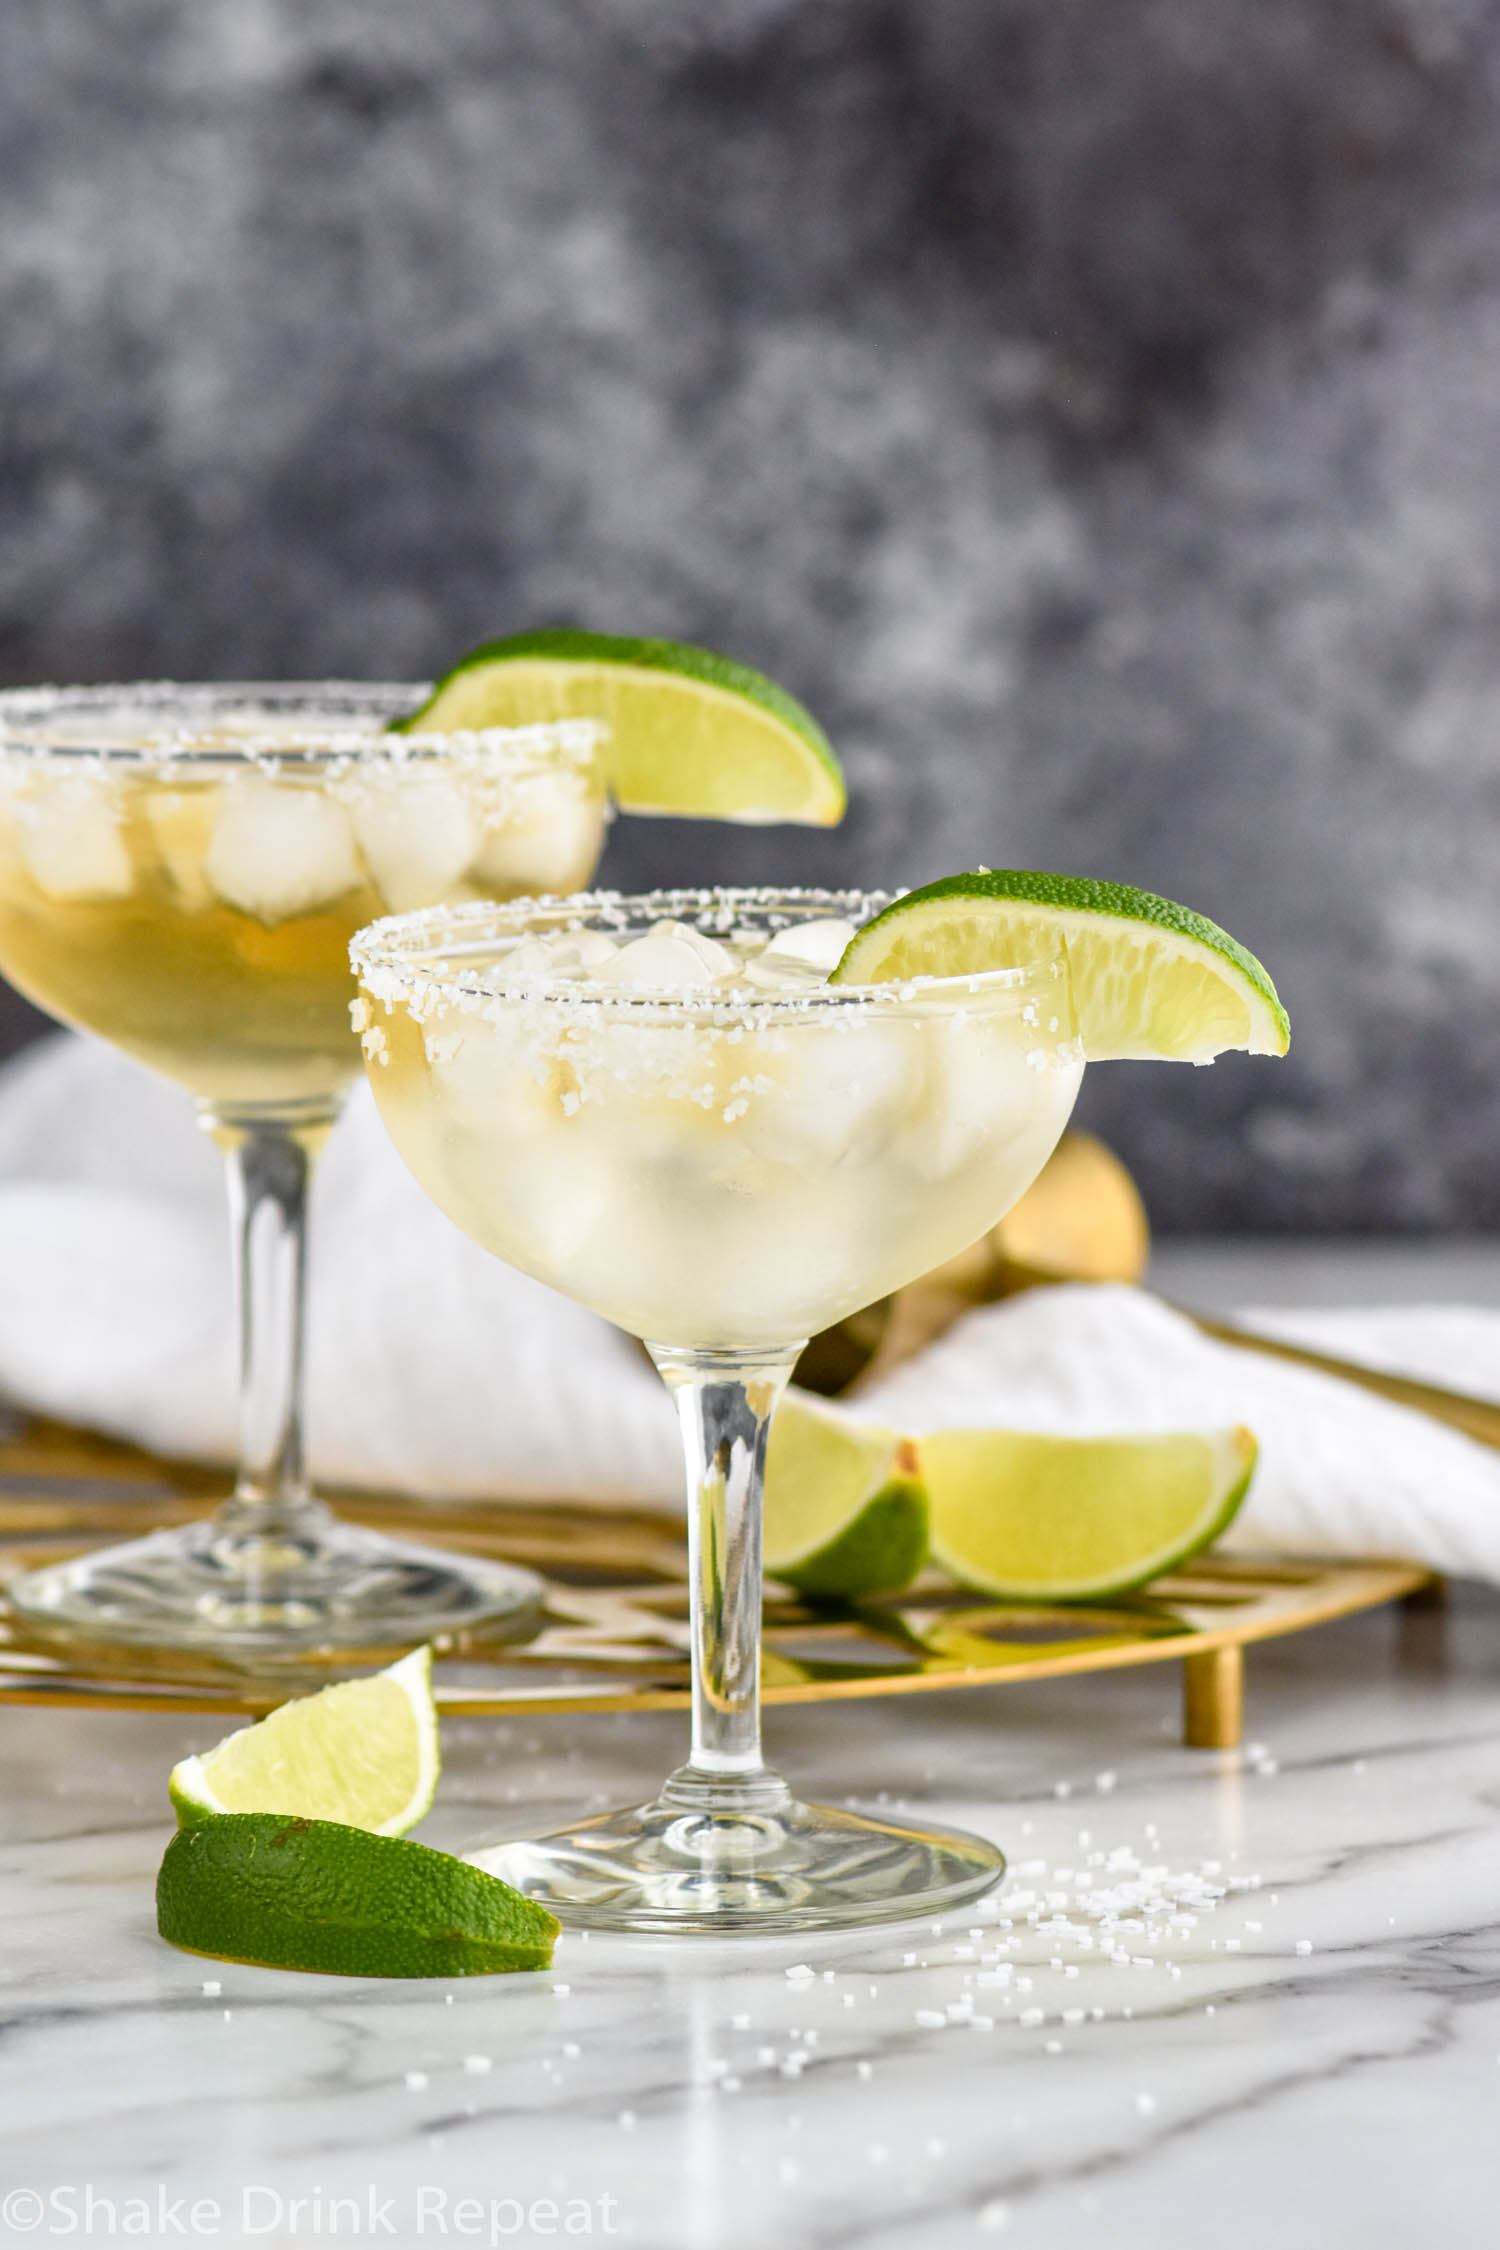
(0, 0), (1495, 1230)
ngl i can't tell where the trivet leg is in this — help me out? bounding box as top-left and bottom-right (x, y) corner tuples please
(1183, 1645), (1243, 1749)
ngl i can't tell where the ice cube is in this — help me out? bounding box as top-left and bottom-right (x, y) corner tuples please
(18, 778), (134, 901)
(471, 772), (606, 896)
(492, 928), (616, 984)
(741, 1014), (915, 1164)
(763, 918), (857, 973)
(498, 1131), (619, 1276)
(907, 1012), (1076, 1178)
(495, 934), (576, 985)
(144, 788), (218, 910)
(600, 923), (732, 992)
(204, 777), (362, 925)
(428, 1011), (562, 1140)
(350, 778), (475, 912)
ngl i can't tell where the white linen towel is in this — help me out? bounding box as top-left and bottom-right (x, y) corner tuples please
(4, 1034), (1500, 1578)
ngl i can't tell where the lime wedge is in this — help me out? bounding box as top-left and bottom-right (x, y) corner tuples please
(923, 1424), (1258, 1600)
(832, 869), (1288, 1061)
(157, 1814), (558, 1977)
(764, 1393), (929, 1598)
(168, 1647), (439, 1838)
(402, 628), (845, 826)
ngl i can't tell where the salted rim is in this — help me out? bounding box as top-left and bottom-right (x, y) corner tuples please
(0, 681), (605, 771)
(350, 886), (1075, 1020)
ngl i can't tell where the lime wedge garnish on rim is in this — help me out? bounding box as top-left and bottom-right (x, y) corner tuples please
(764, 1393), (928, 1599)
(832, 869), (1288, 1061)
(168, 1647), (439, 1838)
(402, 628), (845, 826)
(923, 1424), (1257, 1601)
(157, 1813), (557, 1977)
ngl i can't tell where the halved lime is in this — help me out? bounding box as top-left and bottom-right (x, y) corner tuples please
(168, 1647), (439, 1838)
(832, 869), (1288, 1060)
(157, 1813), (558, 1977)
(923, 1424), (1257, 1600)
(402, 628), (845, 825)
(764, 1393), (929, 1598)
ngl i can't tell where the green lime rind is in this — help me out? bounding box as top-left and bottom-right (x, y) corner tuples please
(773, 1475), (930, 1601)
(398, 628), (845, 826)
(832, 868), (1289, 1060)
(156, 1815), (559, 1978)
(925, 1425), (1258, 1603)
(169, 1775), (218, 1829)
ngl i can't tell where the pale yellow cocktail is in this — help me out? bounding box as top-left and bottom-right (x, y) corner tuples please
(0, 689), (605, 1108)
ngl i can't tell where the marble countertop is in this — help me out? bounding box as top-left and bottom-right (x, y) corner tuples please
(4, 1242), (1500, 2250)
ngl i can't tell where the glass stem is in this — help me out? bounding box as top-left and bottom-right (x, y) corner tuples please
(649, 1343), (802, 1781)
(201, 1101), (340, 1529)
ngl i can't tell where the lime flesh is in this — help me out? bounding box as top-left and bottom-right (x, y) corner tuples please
(402, 628), (845, 825)
(169, 1647), (439, 1838)
(924, 1424), (1258, 1600)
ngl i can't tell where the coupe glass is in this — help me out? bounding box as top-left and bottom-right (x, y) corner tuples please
(0, 682), (608, 1656)
(352, 888), (1085, 1931)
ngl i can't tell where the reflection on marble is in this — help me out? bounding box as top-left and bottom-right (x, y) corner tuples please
(3, 1583), (1500, 2248)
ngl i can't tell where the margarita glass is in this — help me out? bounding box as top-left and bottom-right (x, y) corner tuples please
(352, 888), (1084, 1931)
(0, 683), (607, 1655)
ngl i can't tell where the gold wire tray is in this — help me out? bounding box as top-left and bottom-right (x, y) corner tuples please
(0, 1411), (1433, 1747)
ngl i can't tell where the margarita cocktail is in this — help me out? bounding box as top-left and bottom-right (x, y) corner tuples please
(352, 889), (1084, 1929)
(0, 683), (607, 1655)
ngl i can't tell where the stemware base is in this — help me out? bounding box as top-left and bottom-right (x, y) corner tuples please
(475, 1764), (1004, 1934)
(7, 1497), (542, 1659)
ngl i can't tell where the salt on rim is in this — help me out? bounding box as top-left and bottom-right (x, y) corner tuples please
(350, 885), (1075, 1023)
(0, 682), (605, 779)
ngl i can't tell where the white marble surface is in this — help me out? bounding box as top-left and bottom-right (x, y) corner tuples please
(4, 1245), (1500, 2249)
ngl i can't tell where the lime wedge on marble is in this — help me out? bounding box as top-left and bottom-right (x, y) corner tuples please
(402, 628), (845, 825)
(157, 1814), (557, 1977)
(169, 1647), (438, 1838)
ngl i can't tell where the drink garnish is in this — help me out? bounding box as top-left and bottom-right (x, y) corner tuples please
(401, 628), (846, 826)
(831, 868), (1289, 1060)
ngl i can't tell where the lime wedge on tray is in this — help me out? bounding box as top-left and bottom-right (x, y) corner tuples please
(169, 1647), (439, 1838)
(764, 1393), (929, 1599)
(402, 627), (845, 826)
(832, 869), (1288, 1060)
(924, 1424), (1258, 1601)
(157, 1814), (557, 1978)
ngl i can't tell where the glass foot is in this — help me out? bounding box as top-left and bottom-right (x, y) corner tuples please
(8, 1499), (542, 1659)
(474, 1766), (1004, 1934)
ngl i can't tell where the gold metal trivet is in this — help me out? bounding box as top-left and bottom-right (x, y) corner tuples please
(0, 1411), (1434, 1745)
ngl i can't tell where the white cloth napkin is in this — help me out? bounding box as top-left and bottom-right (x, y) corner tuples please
(4, 1033), (1500, 1579)
(0, 1034), (682, 1506)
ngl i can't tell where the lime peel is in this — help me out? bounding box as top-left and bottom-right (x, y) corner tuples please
(156, 1813), (558, 1978)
